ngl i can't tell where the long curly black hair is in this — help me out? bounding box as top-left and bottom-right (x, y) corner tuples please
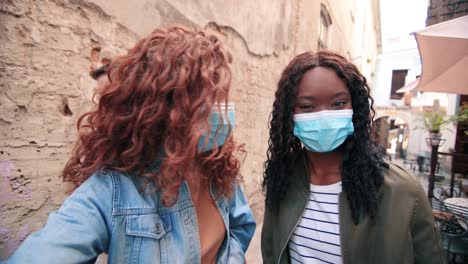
(263, 50), (386, 224)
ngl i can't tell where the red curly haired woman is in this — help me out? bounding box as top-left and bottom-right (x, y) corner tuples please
(6, 26), (256, 264)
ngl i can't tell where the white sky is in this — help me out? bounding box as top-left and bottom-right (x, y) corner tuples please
(380, 0), (429, 51)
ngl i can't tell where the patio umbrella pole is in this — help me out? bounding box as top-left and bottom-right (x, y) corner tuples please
(427, 145), (438, 200)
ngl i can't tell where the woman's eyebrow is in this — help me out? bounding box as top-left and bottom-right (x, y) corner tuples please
(333, 92), (350, 98)
(297, 95), (316, 101)
(298, 92), (349, 101)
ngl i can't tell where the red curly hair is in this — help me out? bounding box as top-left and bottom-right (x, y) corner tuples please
(63, 26), (243, 204)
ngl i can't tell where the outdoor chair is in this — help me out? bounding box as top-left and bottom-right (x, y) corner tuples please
(434, 213), (468, 263)
(434, 182), (462, 201)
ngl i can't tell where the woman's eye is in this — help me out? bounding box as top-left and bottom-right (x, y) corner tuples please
(300, 105), (314, 110)
(334, 100), (347, 107)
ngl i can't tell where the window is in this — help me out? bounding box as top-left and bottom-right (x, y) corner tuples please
(318, 4), (332, 50)
(390, 70), (408, 99)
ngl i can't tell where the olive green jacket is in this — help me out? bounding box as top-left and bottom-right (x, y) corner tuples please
(261, 153), (446, 264)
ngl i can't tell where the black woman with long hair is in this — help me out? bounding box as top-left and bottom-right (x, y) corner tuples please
(261, 50), (445, 264)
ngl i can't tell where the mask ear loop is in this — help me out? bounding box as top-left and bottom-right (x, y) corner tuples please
(214, 102), (235, 142)
(198, 103), (234, 154)
(224, 103), (235, 140)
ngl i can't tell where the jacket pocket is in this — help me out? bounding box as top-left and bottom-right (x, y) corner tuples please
(125, 213), (172, 264)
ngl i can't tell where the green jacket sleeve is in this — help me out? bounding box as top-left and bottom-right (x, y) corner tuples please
(261, 204), (274, 264)
(411, 187), (447, 264)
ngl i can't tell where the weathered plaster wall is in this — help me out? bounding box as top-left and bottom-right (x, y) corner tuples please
(0, 0), (139, 258)
(89, 0), (295, 56)
(0, 0), (381, 262)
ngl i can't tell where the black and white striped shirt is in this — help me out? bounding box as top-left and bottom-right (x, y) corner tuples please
(288, 181), (342, 264)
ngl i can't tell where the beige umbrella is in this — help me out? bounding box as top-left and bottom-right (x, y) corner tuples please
(414, 15), (468, 95)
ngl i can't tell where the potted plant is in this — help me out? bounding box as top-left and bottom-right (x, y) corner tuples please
(414, 110), (451, 138)
(414, 104), (468, 144)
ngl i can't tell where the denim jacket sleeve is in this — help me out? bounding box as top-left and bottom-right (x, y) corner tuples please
(226, 184), (256, 262)
(5, 172), (114, 264)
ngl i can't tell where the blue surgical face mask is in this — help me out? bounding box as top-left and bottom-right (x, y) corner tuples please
(293, 109), (354, 153)
(198, 103), (235, 152)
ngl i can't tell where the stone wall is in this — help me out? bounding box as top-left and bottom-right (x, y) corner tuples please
(427, 0), (468, 26)
(0, 0), (138, 258)
(0, 0), (381, 262)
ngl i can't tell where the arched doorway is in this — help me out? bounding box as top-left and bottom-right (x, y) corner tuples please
(374, 116), (409, 159)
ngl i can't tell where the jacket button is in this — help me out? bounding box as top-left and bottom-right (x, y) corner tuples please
(156, 223), (162, 233)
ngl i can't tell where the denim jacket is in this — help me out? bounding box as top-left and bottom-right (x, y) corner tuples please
(5, 170), (256, 263)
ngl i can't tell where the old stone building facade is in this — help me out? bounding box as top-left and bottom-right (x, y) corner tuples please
(426, 0), (468, 26)
(0, 0), (381, 262)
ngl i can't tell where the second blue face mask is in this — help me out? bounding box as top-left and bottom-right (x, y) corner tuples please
(293, 109), (354, 153)
(198, 103), (235, 152)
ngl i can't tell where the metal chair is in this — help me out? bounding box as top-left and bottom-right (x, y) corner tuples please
(434, 210), (468, 263)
